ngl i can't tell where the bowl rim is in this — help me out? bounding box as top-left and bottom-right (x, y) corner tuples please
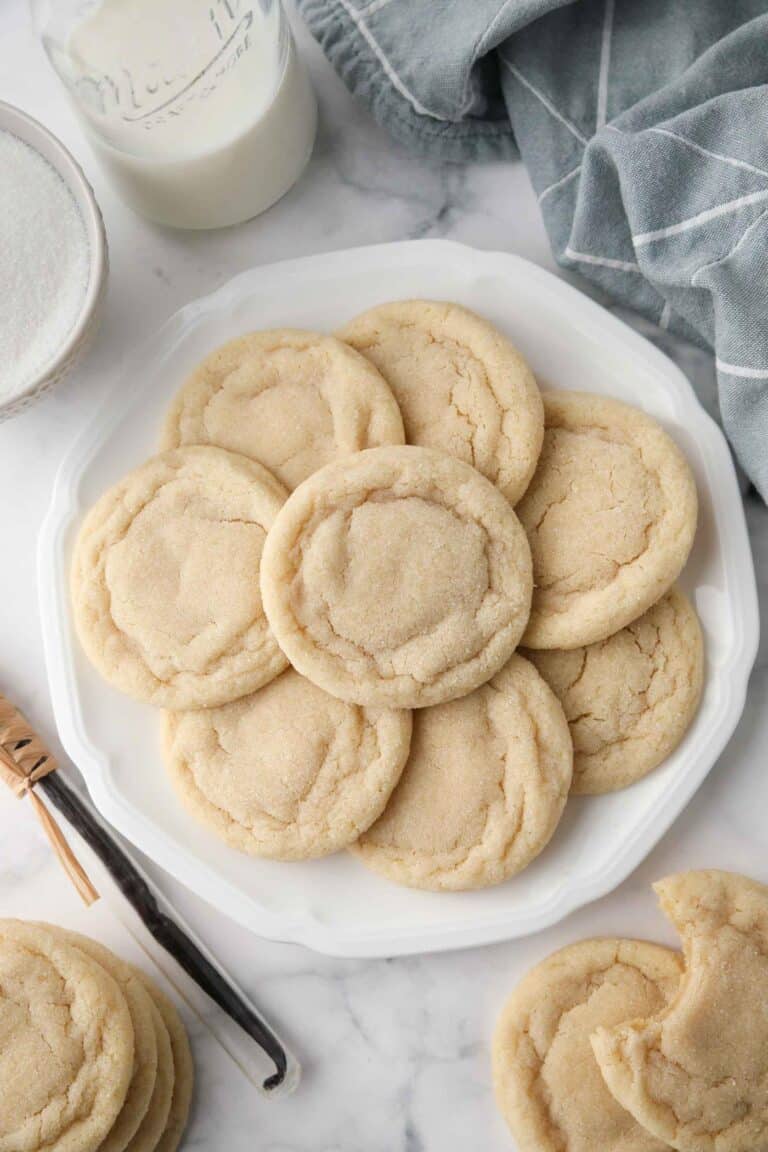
(0, 99), (107, 412)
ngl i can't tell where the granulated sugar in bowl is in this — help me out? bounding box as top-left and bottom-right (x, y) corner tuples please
(0, 102), (107, 419)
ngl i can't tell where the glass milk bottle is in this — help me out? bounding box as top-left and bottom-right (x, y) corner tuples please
(34, 0), (318, 229)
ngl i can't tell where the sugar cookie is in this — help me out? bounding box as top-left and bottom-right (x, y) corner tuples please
(38, 928), (158, 1152)
(517, 392), (697, 649)
(260, 445), (533, 708)
(126, 999), (174, 1152)
(71, 446), (288, 709)
(135, 976), (194, 1152)
(339, 299), (543, 505)
(0, 919), (134, 1152)
(592, 871), (768, 1152)
(526, 588), (704, 793)
(493, 938), (681, 1152)
(352, 655), (572, 890)
(161, 329), (405, 489)
(163, 669), (412, 859)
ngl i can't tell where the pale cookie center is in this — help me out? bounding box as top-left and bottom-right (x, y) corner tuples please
(300, 496), (490, 654)
(518, 428), (661, 600)
(106, 486), (266, 677)
(203, 352), (337, 489)
(0, 945), (83, 1135)
(542, 967), (670, 1152)
(366, 688), (516, 856)
(361, 328), (504, 480)
(544, 630), (658, 756)
(192, 676), (371, 826)
(570, 635), (654, 753)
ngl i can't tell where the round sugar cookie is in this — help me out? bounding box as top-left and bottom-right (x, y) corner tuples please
(493, 938), (682, 1152)
(516, 392), (697, 649)
(135, 976), (194, 1152)
(0, 919), (135, 1152)
(339, 299), (543, 505)
(38, 928), (158, 1152)
(163, 668), (412, 859)
(161, 329), (405, 490)
(592, 871), (768, 1152)
(526, 588), (704, 794)
(125, 998), (174, 1152)
(71, 446), (289, 709)
(351, 655), (572, 890)
(261, 445), (533, 708)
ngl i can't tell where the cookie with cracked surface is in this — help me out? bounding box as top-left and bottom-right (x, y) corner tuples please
(493, 938), (682, 1152)
(135, 976), (193, 1152)
(37, 927), (158, 1152)
(71, 446), (289, 709)
(161, 329), (405, 490)
(351, 654), (572, 890)
(163, 668), (412, 859)
(526, 588), (704, 794)
(338, 299), (543, 505)
(592, 871), (768, 1152)
(0, 919), (135, 1152)
(260, 445), (533, 709)
(516, 392), (697, 650)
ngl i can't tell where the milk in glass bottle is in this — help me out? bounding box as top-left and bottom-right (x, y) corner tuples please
(34, 0), (318, 228)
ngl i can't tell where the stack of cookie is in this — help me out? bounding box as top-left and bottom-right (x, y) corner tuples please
(493, 869), (768, 1152)
(0, 920), (193, 1152)
(71, 300), (702, 891)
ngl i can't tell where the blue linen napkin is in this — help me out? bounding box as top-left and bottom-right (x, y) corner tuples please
(297, 0), (768, 500)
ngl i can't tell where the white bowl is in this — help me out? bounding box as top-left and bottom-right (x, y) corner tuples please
(0, 101), (108, 421)
(38, 240), (759, 958)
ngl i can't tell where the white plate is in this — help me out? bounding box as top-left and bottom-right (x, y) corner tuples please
(39, 240), (759, 958)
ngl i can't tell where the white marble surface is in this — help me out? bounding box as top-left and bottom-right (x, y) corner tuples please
(0, 3), (766, 1149)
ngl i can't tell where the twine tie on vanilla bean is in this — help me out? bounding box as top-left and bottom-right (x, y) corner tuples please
(0, 696), (296, 1091)
(0, 694), (98, 904)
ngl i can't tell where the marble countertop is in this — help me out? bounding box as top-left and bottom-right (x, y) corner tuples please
(1, 4), (766, 1149)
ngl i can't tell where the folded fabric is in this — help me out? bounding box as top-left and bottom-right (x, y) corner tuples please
(298, 0), (768, 500)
